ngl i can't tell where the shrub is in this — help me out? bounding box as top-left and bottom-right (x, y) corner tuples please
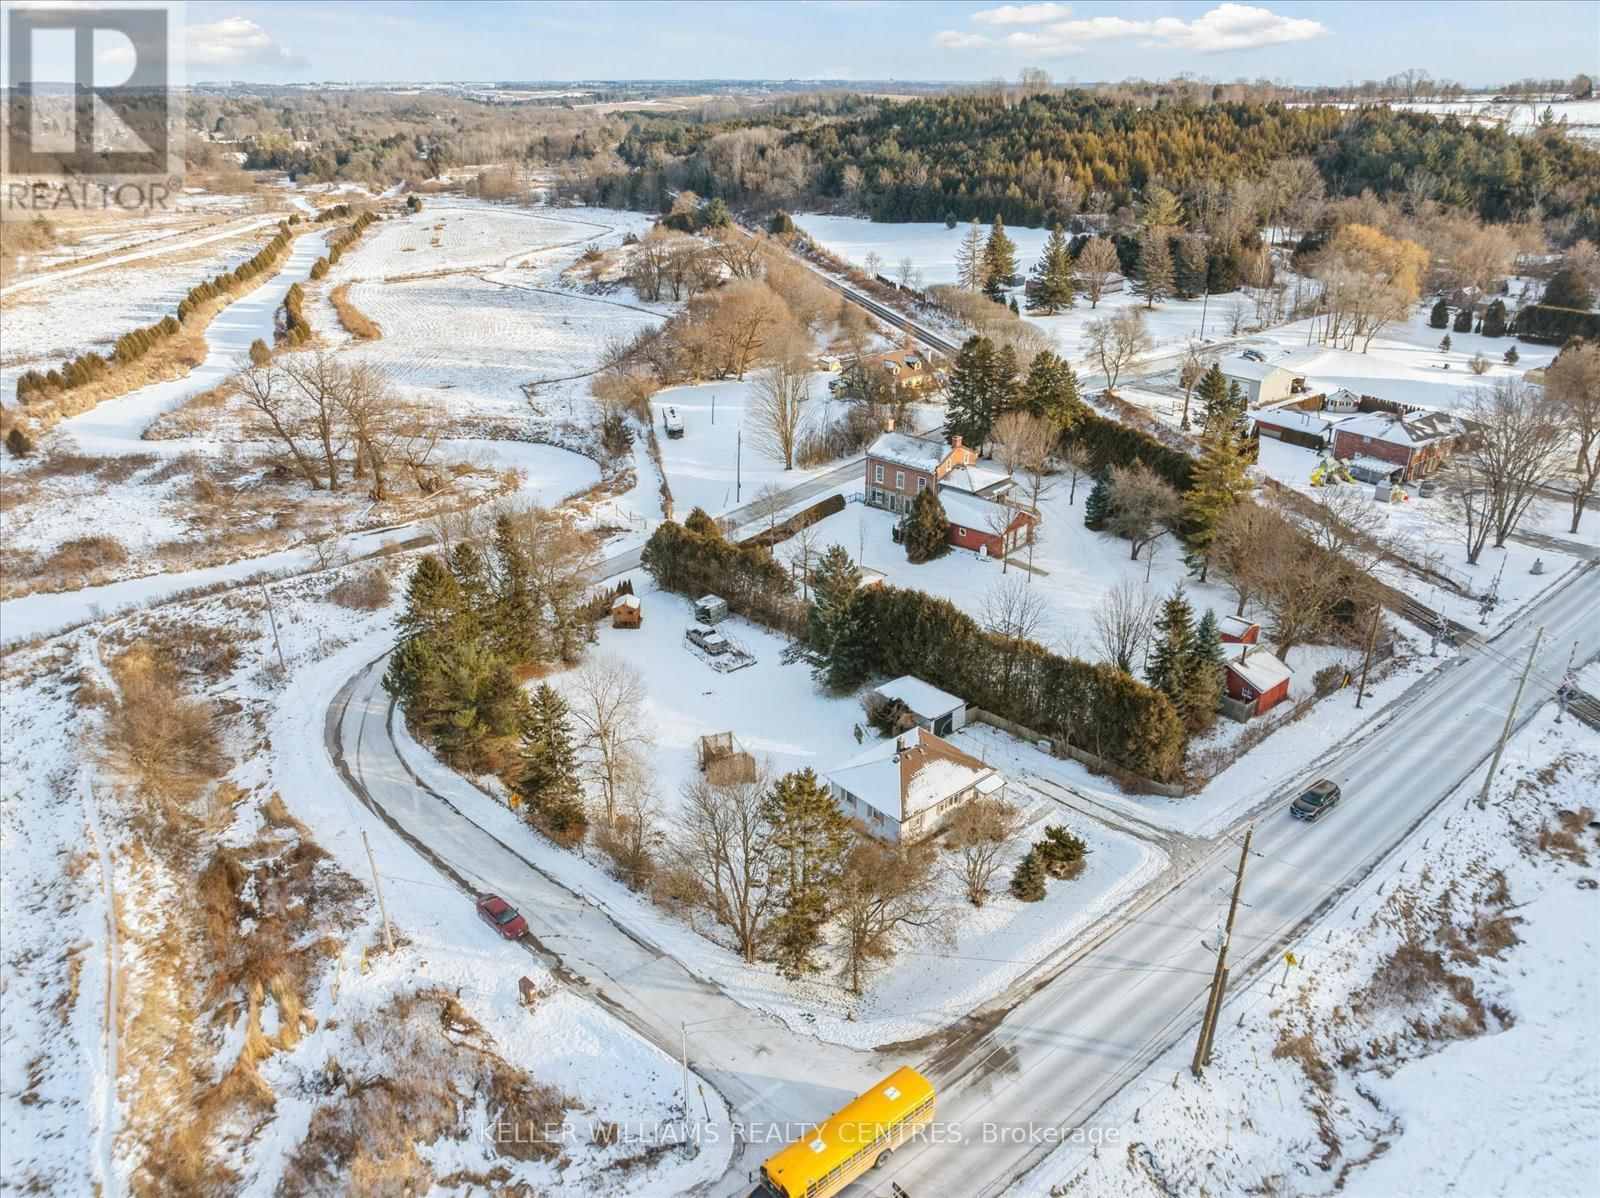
(5, 427), (33, 456)
(1035, 825), (1089, 879)
(326, 569), (393, 611)
(1313, 662), (1346, 696)
(1010, 849), (1047, 901)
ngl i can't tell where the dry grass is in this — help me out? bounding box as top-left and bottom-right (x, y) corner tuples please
(40, 535), (129, 576)
(329, 282), (382, 339)
(100, 643), (227, 817)
(326, 568), (393, 611)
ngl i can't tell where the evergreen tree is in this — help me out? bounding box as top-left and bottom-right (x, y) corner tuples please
(1185, 610), (1226, 734)
(993, 343), (1020, 417)
(808, 545), (862, 669)
(826, 591), (874, 691)
(768, 210), (795, 235)
(5, 427), (33, 457)
(764, 769), (852, 978)
(1020, 351), (1085, 432)
(946, 336), (1002, 446)
(1139, 184), (1182, 230)
(446, 541), (493, 627)
(1542, 265), (1594, 310)
(429, 639), (524, 765)
(1481, 298), (1508, 337)
(1183, 431), (1252, 573)
(1173, 235), (1208, 300)
(904, 488), (951, 563)
(491, 513), (541, 666)
(1008, 294), (1020, 315)
(1440, 333), (1453, 352)
(1145, 586), (1197, 710)
(1504, 345), (1520, 364)
(683, 506), (723, 539)
(982, 214), (1018, 298)
(519, 683), (586, 841)
(1453, 306), (1473, 333)
(698, 197), (731, 228)
(1429, 297), (1450, 328)
(1133, 229), (1173, 309)
(1083, 470), (1111, 531)
(955, 218), (986, 292)
(1195, 364), (1246, 440)
(1010, 848), (1048, 901)
(396, 555), (468, 643)
(1025, 224), (1076, 314)
(1036, 826), (1089, 879)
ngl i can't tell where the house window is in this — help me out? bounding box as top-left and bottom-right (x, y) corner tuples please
(870, 489), (884, 506)
(954, 526), (966, 537)
(895, 470), (906, 490)
(874, 464), (885, 484)
(917, 476), (928, 493)
(872, 809), (884, 825)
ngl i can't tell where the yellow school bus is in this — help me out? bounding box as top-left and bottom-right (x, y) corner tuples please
(757, 1066), (936, 1198)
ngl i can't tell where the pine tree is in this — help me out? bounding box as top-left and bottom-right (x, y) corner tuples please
(1429, 297), (1450, 328)
(446, 541), (494, 629)
(1542, 265), (1594, 310)
(698, 197), (731, 228)
(1139, 184), (1182, 230)
(904, 488), (951, 563)
(955, 219), (985, 292)
(946, 336), (1001, 447)
(1009, 848), (1048, 901)
(428, 639), (523, 765)
(1504, 345), (1520, 364)
(1453, 306), (1473, 333)
(764, 768), (852, 978)
(1025, 223), (1076, 314)
(982, 215), (1018, 299)
(808, 544), (862, 661)
(1020, 351), (1085, 432)
(1036, 826), (1089, 879)
(491, 513), (540, 666)
(1185, 610), (1226, 734)
(396, 555), (467, 643)
(1183, 431), (1251, 572)
(1146, 585), (1197, 709)
(993, 343), (1020, 418)
(1133, 229), (1173, 309)
(1083, 470), (1111, 530)
(1481, 298), (1508, 337)
(1440, 334), (1453, 352)
(1173, 235), (1208, 300)
(519, 683), (587, 841)
(1008, 294), (1020, 314)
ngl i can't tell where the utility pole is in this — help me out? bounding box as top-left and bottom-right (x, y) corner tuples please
(1475, 626), (1545, 808)
(1198, 287), (1210, 339)
(260, 581), (287, 672)
(1355, 606), (1382, 709)
(1192, 826), (1252, 1077)
(735, 429), (742, 504)
(362, 830), (395, 953)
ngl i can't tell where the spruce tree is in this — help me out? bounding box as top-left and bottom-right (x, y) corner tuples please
(1185, 610), (1226, 734)
(825, 591), (873, 690)
(982, 215), (1018, 299)
(1010, 848), (1048, 901)
(808, 545), (862, 662)
(1195, 363), (1246, 439)
(1021, 351), (1085, 432)
(955, 218), (986, 292)
(1183, 432), (1251, 573)
(446, 542), (494, 631)
(1036, 826), (1089, 879)
(429, 639), (523, 766)
(1440, 334), (1452, 352)
(1542, 265), (1594, 310)
(1146, 586), (1197, 710)
(904, 488), (951, 563)
(993, 343), (1020, 419)
(1133, 229), (1173, 309)
(1481, 298), (1508, 337)
(519, 683), (587, 841)
(1504, 345), (1520, 365)
(764, 769), (852, 979)
(396, 555), (467, 643)
(946, 336), (1000, 447)
(1025, 224), (1076, 314)
(1453, 306), (1473, 333)
(491, 513), (540, 666)
(1173, 235), (1208, 300)
(1429, 297), (1450, 328)
(1083, 470), (1111, 530)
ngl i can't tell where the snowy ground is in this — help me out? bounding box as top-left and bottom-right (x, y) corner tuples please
(1016, 700), (1600, 1198)
(1301, 95), (1600, 141)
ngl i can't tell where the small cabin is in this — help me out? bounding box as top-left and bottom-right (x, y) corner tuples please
(1218, 616), (1259, 645)
(693, 594), (728, 625)
(611, 593), (642, 629)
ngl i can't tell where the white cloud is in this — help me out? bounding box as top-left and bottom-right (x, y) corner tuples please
(971, 2), (1074, 25)
(933, 29), (993, 50)
(184, 18), (306, 70)
(939, 3), (1328, 59)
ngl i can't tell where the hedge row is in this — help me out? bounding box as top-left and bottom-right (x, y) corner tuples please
(639, 513), (803, 635)
(14, 218), (301, 402)
(1062, 409), (1195, 491)
(1514, 303), (1600, 345)
(847, 585), (1188, 782)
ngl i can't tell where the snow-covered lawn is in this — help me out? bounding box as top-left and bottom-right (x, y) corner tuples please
(1017, 701), (1600, 1197)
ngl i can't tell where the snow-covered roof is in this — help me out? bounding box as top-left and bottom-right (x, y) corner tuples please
(613, 594), (641, 609)
(1219, 615), (1258, 638)
(1335, 410), (1465, 447)
(1222, 356), (1297, 382)
(874, 675), (964, 720)
(1251, 408), (1333, 435)
(941, 489), (1026, 532)
(941, 463), (1013, 496)
(867, 431), (953, 473)
(1225, 645), (1291, 693)
(826, 727), (997, 822)
(1346, 454), (1403, 478)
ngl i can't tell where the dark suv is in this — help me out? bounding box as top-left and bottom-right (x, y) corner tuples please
(1290, 779), (1342, 822)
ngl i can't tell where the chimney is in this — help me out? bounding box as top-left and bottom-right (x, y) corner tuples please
(895, 735), (907, 754)
(951, 434), (963, 450)
(884, 416), (895, 433)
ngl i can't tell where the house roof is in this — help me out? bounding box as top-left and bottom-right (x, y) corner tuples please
(867, 431), (954, 473)
(825, 727), (997, 823)
(613, 594), (641, 609)
(1224, 645), (1292, 693)
(1251, 408), (1334, 436)
(1335, 410), (1465, 447)
(1222, 356), (1297, 382)
(874, 675), (964, 720)
(941, 462), (1013, 497)
(1323, 387), (1363, 406)
(1346, 454), (1404, 479)
(1219, 615), (1258, 638)
(941, 489), (1028, 533)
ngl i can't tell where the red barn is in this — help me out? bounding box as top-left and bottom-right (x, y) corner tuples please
(1223, 645), (1292, 718)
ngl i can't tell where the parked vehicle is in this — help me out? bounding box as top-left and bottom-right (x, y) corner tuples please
(663, 406), (684, 438)
(1289, 779), (1342, 821)
(686, 622), (730, 655)
(476, 894), (528, 939)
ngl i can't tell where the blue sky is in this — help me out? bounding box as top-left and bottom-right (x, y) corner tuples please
(134, 2), (1600, 85)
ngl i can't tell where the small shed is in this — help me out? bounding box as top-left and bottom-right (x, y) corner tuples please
(699, 732), (757, 785)
(693, 595), (728, 625)
(1223, 645), (1292, 719)
(611, 593), (642, 629)
(871, 675), (967, 737)
(1219, 616), (1260, 645)
(1222, 356), (1300, 407)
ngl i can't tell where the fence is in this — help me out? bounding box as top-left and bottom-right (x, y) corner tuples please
(966, 706), (1194, 798)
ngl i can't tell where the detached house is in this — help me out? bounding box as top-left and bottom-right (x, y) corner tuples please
(825, 727), (1004, 841)
(1330, 409), (1466, 482)
(864, 427), (1037, 558)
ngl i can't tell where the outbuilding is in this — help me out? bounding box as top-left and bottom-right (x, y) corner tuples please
(1222, 356), (1300, 406)
(611, 593), (642, 629)
(1218, 616), (1260, 644)
(1223, 645), (1292, 718)
(871, 675), (967, 737)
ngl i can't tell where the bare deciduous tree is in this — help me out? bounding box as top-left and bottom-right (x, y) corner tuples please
(675, 764), (776, 964)
(1544, 343), (1600, 533)
(1443, 378), (1565, 563)
(1206, 501), (1283, 615)
(747, 341), (812, 470)
(1105, 463), (1182, 562)
(944, 799), (1023, 906)
(1058, 442), (1090, 504)
(567, 655), (647, 825)
(1093, 578), (1158, 673)
(983, 575), (1050, 689)
(1083, 307), (1152, 391)
(835, 835), (947, 994)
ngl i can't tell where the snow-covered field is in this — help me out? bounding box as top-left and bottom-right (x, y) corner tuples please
(1306, 95), (1600, 141)
(1018, 700), (1600, 1197)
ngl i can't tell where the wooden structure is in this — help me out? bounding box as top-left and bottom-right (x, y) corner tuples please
(699, 732), (758, 785)
(611, 593), (642, 629)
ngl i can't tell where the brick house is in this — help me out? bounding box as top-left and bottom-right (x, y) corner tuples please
(864, 428), (1037, 556)
(1330, 410), (1466, 481)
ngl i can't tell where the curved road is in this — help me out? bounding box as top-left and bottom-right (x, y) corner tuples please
(328, 530), (1596, 1195)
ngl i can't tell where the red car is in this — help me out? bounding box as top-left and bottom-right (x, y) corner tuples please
(476, 894), (528, 940)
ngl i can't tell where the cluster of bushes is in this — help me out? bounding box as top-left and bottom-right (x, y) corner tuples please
(281, 283), (311, 346)
(1010, 826), (1089, 901)
(1514, 304), (1600, 344)
(310, 209), (379, 280)
(829, 583), (1187, 781)
(14, 219), (300, 403)
(1062, 409), (1196, 492)
(639, 508), (802, 634)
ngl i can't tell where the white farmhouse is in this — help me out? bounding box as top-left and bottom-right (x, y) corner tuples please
(825, 727), (1004, 841)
